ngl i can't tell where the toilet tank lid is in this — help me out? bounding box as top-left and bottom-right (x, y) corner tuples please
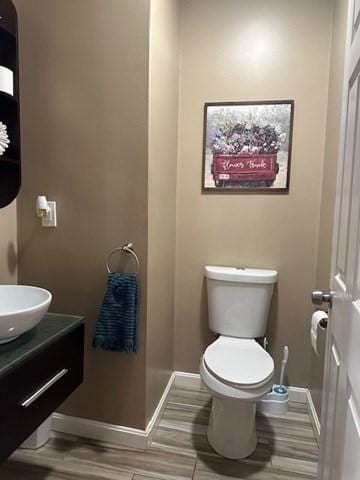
(205, 266), (278, 284)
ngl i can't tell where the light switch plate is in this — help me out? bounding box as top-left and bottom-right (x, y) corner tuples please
(42, 201), (57, 227)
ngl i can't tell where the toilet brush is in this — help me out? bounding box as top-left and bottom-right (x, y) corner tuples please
(274, 346), (289, 394)
(257, 346), (289, 415)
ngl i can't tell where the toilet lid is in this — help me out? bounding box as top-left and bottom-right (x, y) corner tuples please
(203, 337), (274, 387)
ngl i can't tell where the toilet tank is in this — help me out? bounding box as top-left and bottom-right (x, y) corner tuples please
(205, 266), (278, 338)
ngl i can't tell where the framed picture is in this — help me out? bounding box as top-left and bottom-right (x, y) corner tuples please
(202, 100), (294, 192)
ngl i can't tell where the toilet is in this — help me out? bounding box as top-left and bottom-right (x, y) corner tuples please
(200, 265), (278, 460)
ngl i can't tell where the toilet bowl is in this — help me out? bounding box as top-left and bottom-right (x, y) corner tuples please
(202, 265), (277, 459)
(200, 336), (274, 459)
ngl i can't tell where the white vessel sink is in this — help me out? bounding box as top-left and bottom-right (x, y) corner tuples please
(0, 285), (52, 344)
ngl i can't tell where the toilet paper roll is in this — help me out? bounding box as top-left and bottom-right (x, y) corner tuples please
(0, 66), (14, 96)
(310, 310), (328, 356)
(311, 329), (318, 356)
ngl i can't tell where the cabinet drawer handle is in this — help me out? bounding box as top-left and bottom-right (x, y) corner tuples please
(21, 368), (69, 408)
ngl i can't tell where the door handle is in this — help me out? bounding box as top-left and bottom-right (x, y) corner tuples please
(311, 290), (333, 308)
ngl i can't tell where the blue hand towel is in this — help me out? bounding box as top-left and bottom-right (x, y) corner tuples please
(93, 273), (138, 353)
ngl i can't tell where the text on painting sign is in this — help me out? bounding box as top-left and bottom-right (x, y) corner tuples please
(221, 159), (269, 171)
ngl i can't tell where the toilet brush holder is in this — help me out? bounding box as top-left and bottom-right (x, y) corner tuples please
(257, 385), (289, 416)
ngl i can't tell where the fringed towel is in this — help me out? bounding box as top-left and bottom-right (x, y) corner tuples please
(93, 272), (138, 353)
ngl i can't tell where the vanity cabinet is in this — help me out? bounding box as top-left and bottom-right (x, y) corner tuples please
(0, 315), (84, 463)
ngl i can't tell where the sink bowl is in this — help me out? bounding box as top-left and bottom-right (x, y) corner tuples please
(0, 285), (52, 344)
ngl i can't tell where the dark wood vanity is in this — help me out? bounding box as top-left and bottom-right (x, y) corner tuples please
(0, 314), (84, 463)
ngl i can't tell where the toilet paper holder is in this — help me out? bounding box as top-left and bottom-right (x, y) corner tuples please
(311, 290), (331, 330)
(319, 317), (328, 329)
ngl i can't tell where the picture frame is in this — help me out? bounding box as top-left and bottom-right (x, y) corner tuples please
(202, 100), (294, 192)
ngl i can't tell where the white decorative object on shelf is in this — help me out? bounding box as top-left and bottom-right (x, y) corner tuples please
(0, 121), (10, 156)
(0, 66), (14, 96)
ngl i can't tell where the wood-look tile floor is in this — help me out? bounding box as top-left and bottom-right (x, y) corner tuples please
(0, 383), (319, 479)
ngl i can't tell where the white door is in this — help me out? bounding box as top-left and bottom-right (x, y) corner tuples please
(318, 0), (360, 478)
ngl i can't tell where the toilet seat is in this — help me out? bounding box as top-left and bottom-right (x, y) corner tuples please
(203, 336), (274, 389)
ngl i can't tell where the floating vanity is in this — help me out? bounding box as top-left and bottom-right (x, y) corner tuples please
(0, 313), (84, 462)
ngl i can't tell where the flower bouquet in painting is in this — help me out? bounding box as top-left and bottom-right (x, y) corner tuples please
(211, 122), (281, 187)
(203, 102), (294, 191)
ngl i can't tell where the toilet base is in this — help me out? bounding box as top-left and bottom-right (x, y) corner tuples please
(207, 396), (257, 459)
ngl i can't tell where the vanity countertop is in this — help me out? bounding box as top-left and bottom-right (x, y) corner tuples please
(0, 313), (84, 379)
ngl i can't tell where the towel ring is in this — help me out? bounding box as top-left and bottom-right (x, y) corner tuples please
(106, 243), (140, 274)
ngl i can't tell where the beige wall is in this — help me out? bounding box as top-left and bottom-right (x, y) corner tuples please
(12, 0), (345, 430)
(310, 0), (348, 418)
(175, 0), (333, 387)
(0, 203), (17, 283)
(146, 0), (180, 423)
(15, 0), (150, 429)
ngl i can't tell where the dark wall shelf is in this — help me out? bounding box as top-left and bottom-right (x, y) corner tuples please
(0, 0), (21, 208)
(0, 157), (18, 165)
(0, 0), (17, 35)
(0, 93), (20, 158)
(0, 89), (18, 103)
(0, 27), (17, 71)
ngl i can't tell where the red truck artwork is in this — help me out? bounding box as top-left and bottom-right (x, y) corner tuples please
(208, 120), (284, 188)
(211, 153), (279, 188)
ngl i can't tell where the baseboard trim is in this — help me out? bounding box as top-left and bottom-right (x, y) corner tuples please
(52, 370), (310, 449)
(52, 412), (149, 449)
(174, 371), (308, 403)
(52, 371), (176, 449)
(306, 389), (321, 444)
(146, 371), (176, 444)
(287, 386), (308, 404)
(174, 371), (203, 389)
